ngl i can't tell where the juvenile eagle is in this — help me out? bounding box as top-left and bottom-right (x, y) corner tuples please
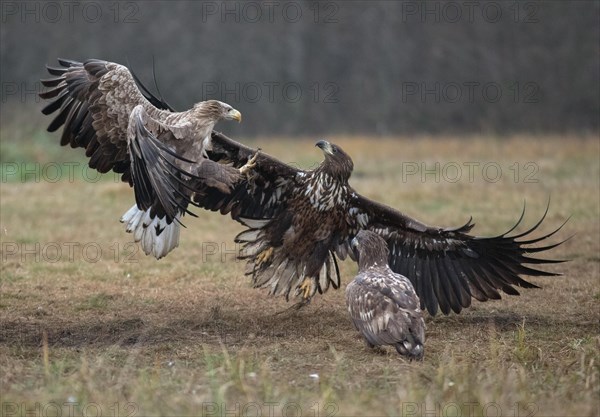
(40, 58), (252, 259)
(190, 134), (568, 315)
(346, 230), (425, 360)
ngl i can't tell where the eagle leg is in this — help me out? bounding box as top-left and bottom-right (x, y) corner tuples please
(239, 148), (261, 179)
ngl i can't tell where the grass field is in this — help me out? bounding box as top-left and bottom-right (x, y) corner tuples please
(1, 122), (598, 416)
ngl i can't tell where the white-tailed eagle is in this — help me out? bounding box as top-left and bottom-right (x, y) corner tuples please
(187, 134), (568, 315)
(39, 58), (254, 259)
(346, 230), (425, 359)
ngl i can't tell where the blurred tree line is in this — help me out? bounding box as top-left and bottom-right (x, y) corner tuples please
(1, 0), (598, 136)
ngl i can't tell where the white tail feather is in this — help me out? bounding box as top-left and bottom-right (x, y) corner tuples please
(239, 217), (270, 229)
(319, 260), (329, 292)
(236, 229), (261, 243)
(120, 204), (181, 259)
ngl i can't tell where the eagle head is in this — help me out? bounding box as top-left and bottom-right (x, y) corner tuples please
(316, 140), (354, 181)
(194, 100), (242, 123)
(352, 230), (390, 270)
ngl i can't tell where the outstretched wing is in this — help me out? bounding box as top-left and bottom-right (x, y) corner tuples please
(345, 194), (569, 316)
(40, 58), (158, 181)
(193, 131), (300, 220)
(40, 58), (203, 224)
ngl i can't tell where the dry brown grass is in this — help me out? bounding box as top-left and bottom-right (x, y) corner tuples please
(1, 133), (598, 416)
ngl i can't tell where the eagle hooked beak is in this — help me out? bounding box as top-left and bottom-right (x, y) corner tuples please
(316, 140), (333, 155)
(229, 109), (242, 123)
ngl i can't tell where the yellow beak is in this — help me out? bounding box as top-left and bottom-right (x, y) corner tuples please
(230, 109), (242, 123)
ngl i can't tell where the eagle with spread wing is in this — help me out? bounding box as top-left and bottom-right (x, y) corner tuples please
(188, 133), (568, 315)
(40, 58), (255, 259)
(346, 230), (425, 359)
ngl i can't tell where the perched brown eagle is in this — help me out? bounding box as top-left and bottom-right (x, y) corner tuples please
(186, 133), (568, 315)
(39, 58), (255, 259)
(346, 230), (425, 359)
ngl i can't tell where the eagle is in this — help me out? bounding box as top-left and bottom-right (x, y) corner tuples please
(346, 230), (425, 360)
(182, 134), (568, 315)
(39, 58), (256, 259)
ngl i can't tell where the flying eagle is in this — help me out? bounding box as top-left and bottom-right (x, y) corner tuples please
(346, 230), (425, 359)
(39, 58), (255, 259)
(185, 134), (568, 315)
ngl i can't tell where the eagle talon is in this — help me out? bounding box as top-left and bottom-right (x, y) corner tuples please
(255, 246), (273, 267)
(239, 149), (261, 178)
(297, 278), (315, 301)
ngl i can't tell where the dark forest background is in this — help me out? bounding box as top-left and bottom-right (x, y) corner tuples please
(1, 0), (598, 137)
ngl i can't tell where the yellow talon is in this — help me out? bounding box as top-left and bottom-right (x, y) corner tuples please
(256, 246), (273, 266)
(280, 279), (314, 311)
(239, 149), (261, 178)
(299, 278), (314, 300)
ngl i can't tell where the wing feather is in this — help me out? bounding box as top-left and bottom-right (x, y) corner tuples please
(191, 131), (300, 221)
(126, 105), (215, 223)
(40, 58), (173, 183)
(347, 194), (568, 315)
(443, 257), (471, 308)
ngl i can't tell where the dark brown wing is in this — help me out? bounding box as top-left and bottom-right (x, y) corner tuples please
(193, 131), (300, 220)
(345, 194), (570, 316)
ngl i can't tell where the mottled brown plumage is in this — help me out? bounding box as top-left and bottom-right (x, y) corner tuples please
(233, 141), (354, 300)
(40, 58), (243, 259)
(190, 134), (569, 315)
(346, 230), (425, 359)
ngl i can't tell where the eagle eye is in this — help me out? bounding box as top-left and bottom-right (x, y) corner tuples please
(332, 146), (338, 154)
